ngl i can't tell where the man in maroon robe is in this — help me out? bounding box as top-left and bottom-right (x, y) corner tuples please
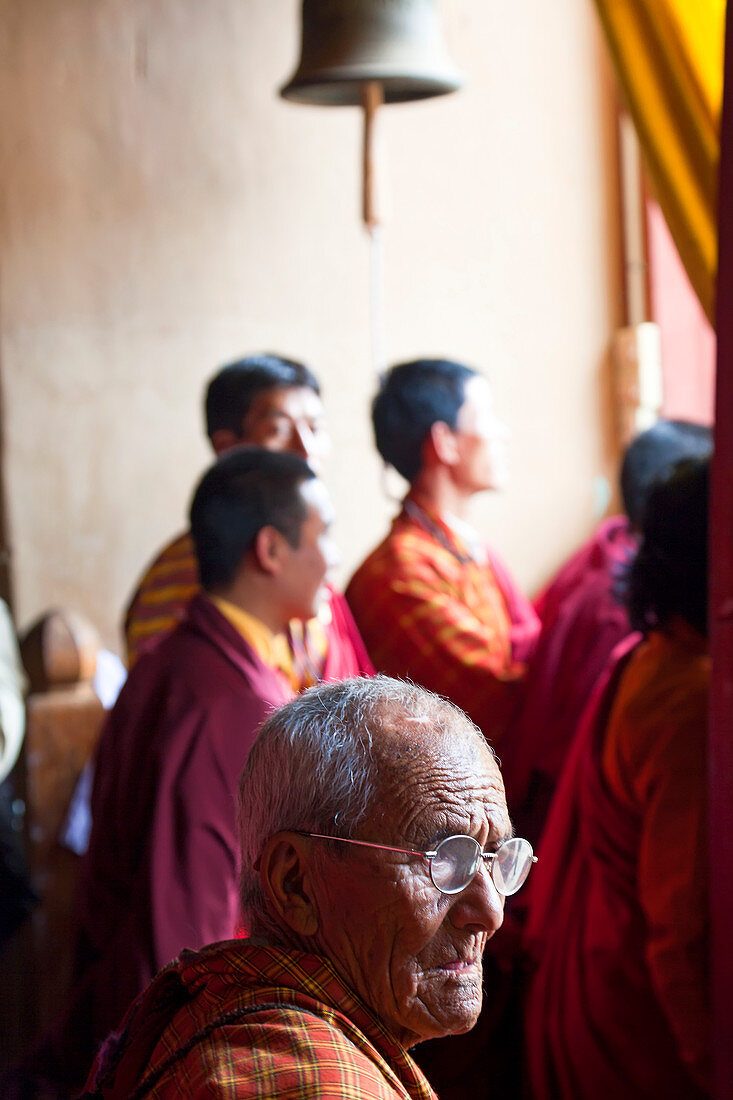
(503, 419), (712, 846)
(13, 447), (339, 1097)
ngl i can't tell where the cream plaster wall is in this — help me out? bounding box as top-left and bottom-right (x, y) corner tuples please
(0, 0), (623, 656)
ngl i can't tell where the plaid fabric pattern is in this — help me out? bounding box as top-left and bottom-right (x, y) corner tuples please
(124, 530), (330, 687)
(346, 492), (531, 749)
(84, 941), (438, 1099)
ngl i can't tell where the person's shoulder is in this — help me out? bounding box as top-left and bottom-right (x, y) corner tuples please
(170, 604), (292, 742)
(630, 631), (710, 707)
(123, 530), (199, 657)
(606, 632), (709, 782)
(553, 565), (629, 637)
(346, 538), (390, 605)
(348, 520), (444, 591)
(136, 530), (196, 585)
(111, 616), (239, 724)
(98, 656), (274, 809)
(154, 1001), (404, 1098)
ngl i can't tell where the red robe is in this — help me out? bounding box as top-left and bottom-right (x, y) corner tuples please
(524, 629), (710, 1098)
(501, 516), (635, 844)
(320, 584), (375, 681)
(32, 594), (294, 1094)
(346, 491), (539, 752)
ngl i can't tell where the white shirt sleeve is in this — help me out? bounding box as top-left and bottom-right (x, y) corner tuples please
(0, 599), (26, 784)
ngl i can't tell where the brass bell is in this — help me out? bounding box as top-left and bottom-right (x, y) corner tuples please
(280, 0), (464, 106)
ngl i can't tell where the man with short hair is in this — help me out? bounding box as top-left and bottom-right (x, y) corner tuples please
(125, 353), (372, 684)
(22, 448), (339, 1096)
(81, 676), (536, 1098)
(346, 358), (539, 751)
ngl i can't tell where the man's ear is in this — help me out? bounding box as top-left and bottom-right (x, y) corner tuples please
(253, 525), (288, 577)
(209, 428), (242, 456)
(427, 420), (460, 467)
(259, 832), (319, 938)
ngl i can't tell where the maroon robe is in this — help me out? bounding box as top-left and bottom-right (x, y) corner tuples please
(501, 516), (635, 845)
(31, 593), (293, 1094)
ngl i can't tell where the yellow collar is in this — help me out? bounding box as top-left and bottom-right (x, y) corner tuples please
(209, 595), (295, 685)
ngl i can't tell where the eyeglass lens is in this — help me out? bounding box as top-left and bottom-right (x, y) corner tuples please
(429, 835), (534, 896)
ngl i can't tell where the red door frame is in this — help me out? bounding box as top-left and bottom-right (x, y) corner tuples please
(712, 7), (733, 1098)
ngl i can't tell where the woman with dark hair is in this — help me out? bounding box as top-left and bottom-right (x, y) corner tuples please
(525, 457), (711, 1100)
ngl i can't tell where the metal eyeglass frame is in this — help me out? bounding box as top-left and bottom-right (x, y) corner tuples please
(298, 831), (537, 896)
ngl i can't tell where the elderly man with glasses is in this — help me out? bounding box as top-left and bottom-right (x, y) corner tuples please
(81, 675), (535, 1099)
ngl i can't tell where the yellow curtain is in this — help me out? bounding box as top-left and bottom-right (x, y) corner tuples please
(593, 0), (725, 323)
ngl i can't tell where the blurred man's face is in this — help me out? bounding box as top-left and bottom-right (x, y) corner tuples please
(239, 386), (331, 475)
(306, 718), (509, 1048)
(452, 375), (509, 493)
(278, 478), (339, 622)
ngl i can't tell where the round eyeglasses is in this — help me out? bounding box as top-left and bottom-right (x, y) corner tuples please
(299, 832), (537, 896)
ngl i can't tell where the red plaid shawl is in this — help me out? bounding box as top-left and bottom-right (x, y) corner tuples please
(82, 941), (437, 1099)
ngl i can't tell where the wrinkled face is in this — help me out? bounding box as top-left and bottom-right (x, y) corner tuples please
(241, 386), (331, 475)
(279, 478), (339, 621)
(307, 721), (510, 1047)
(453, 375), (509, 492)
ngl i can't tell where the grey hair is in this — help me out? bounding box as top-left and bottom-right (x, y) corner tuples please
(237, 674), (488, 937)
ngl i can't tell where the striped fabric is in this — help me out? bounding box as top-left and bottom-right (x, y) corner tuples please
(124, 531), (198, 665)
(346, 491), (539, 751)
(83, 941), (438, 1099)
(123, 531), (330, 687)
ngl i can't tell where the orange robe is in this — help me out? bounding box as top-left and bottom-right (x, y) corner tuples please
(525, 629), (710, 1098)
(345, 491), (539, 752)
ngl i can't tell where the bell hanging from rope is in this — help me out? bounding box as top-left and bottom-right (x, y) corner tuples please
(280, 0), (464, 106)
